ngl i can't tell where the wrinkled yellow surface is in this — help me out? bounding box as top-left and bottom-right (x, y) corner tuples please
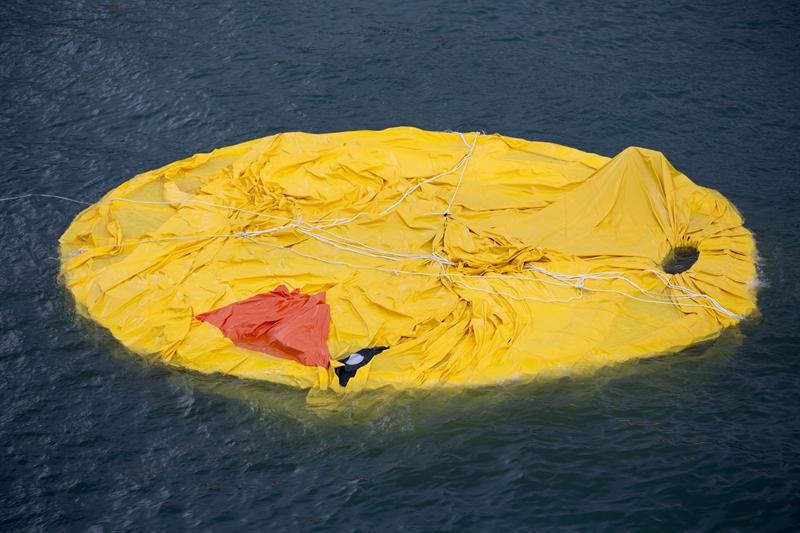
(60, 127), (757, 392)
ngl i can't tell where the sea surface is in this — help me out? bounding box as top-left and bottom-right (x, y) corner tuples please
(1, 1), (799, 530)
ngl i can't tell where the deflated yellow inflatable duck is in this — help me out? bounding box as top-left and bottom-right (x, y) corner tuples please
(59, 127), (758, 392)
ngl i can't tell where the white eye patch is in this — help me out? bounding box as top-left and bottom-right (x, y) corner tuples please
(344, 353), (365, 366)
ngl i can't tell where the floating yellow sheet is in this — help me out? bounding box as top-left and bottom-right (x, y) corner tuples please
(59, 127), (757, 392)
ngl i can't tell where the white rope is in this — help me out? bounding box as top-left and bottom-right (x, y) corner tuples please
(296, 226), (456, 266)
(243, 235), (434, 277)
(241, 234), (740, 314)
(274, 131), (480, 230)
(452, 277), (584, 304)
(445, 130), (471, 149)
(378, 131), (480, 217)
(103, 197), (297, 223)
(646, 268), (743, 319)
(525, 265), (682, 301)
(0, 192), (300, 223)
(308, 212), (367, 230)
(0, 193), (91, 205)
(444, 132), (480, 215)
(296, 226), (452, 264)
(62, 222), (301, 256)
(523, 264), (742, 317)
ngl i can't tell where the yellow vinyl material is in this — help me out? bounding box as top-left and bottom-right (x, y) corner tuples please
(59, 127), (758, 392)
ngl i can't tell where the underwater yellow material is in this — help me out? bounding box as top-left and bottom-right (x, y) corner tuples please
(59, 127), (757, 392)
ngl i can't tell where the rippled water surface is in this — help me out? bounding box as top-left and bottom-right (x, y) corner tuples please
(2, 1), (799, 530)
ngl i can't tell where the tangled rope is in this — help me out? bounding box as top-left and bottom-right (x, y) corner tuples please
(1, 131), (743, 319)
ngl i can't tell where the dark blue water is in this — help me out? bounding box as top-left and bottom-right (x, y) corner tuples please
(2, 1), (799, 530)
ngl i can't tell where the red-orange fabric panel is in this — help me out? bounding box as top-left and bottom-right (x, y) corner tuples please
(196, 285), (330, 367)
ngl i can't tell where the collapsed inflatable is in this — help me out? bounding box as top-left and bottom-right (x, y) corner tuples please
(59, 127), (757, 391)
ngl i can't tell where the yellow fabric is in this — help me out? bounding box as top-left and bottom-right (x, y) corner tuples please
(59, 127), (758, 392)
